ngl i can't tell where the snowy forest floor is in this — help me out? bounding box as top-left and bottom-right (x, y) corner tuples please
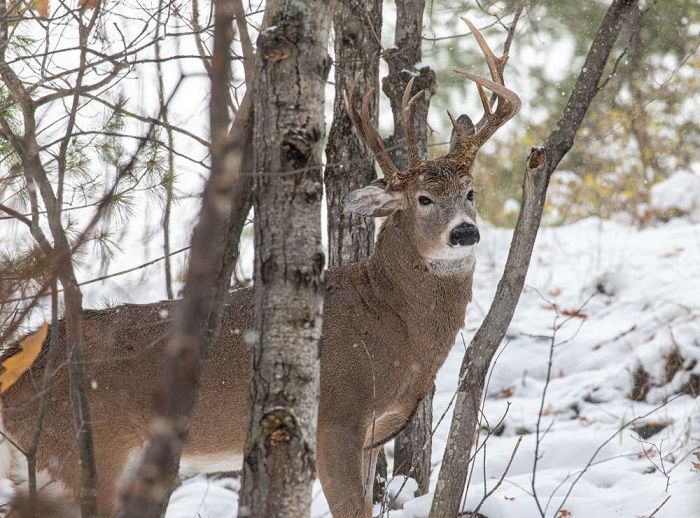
(166, 216), (700, 518)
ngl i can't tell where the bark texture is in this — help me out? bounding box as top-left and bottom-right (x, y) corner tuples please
(324, 0), (382, 268)
(430, 1), (637, 516)
(382, 0), (437, 496)
(238, 1), (332, 516)
(118, 1), (254, 515)
(324, 0), (387, 502)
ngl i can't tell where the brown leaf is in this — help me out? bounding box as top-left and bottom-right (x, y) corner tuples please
(499, 387), (514, 398)
(0, 323), (47, 393)
(692, 452), (700, 471)
(79, 0), (100, 11)
(541, 404), (554, 416)
(558, 510), (572, 518)
(28, 0), (49, 17)
(561, 308), (588, 319)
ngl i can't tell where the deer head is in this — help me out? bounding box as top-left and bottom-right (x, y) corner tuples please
(342, 19), (521, 271)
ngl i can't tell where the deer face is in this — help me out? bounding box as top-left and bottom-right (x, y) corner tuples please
(344, 160), (479, 264)
(342, 17), (520, 271)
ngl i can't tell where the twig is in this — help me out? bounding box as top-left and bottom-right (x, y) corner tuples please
(643, 495), (671, 518)
(471, 435), (523, 515)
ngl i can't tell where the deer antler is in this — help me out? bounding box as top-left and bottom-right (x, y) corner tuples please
(344, 84), (401, 184)
(451, 18), (522, 159)
(402, 77), (424, 168)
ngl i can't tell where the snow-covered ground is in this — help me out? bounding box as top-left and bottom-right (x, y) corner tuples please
(163, 215), (700, 518)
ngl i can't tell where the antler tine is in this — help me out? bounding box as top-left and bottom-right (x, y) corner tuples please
(344, 85), (401, 182)
(462, 18), (505, 84)
(452, 18), (522, 154)
(401, 76), (424, 167)
(359, 89), (401, 181)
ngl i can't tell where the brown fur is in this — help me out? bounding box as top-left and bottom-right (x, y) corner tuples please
(0, 187), (474, 517)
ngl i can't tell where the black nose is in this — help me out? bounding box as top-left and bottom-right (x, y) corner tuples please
(449, 223), (480, 246)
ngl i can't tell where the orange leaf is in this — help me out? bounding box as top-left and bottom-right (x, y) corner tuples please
(0, 323), (47, 393)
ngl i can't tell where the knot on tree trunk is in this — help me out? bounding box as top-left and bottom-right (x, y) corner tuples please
(261, 408), (296, 449)
(258, 28), (293, 62)
(382, 52), (437, 104)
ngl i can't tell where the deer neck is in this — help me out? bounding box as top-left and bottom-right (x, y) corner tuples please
(365, 212), (474, 346)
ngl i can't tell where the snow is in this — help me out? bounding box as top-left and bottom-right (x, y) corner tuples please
(650, 171), (700, 217)
(161, 215), (700, 518)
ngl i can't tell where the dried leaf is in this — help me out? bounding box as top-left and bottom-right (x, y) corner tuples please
(541, 403), (554, 416)
(692, 452), (700, 471)
(79, 0), (100, 10)
(499, 388), (514, 398)
(0, 323), (47, 393)
(35, 0), (49, 17)
(562, 308), (588, 319)
(558, 510), (572, 518)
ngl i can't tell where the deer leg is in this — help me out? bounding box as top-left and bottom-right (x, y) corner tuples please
(317, 425), (375, 518)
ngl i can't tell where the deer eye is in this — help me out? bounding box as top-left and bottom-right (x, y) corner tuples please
(418, 195), (433, 206)
(467, 190), (475, 202)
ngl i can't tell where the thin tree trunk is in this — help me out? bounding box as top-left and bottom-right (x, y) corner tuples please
(382, 0), (437, 496)
(324, 0), (381, 268)
(156, 0), (176, 300)
(118, 1), (253, 515)
(324, 0), (385, 502)
(430, 2), (637, 515)
(238, 1), (332, 515)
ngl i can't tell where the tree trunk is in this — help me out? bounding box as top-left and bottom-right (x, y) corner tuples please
(324, 0), (386, 502)
(324, 0), (382, 268)
(382, 0), (437, 496)
(430, 2), (637, 516)
(238, 1), (332, 516)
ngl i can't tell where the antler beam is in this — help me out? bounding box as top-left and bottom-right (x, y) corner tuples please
(451, 18), (522, 155)
(344, 85), (401, 183)
(401, 76), (424, 168)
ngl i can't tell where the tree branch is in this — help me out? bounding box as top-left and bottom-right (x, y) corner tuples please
(429, 2), (638, 516)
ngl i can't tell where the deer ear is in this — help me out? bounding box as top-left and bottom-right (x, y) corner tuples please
(343, 182), (405, 217)
(448, 114), (475, 153)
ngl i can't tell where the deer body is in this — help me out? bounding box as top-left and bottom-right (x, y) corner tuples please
(0, 209), (473, 517)
(0, 18), (519, 517)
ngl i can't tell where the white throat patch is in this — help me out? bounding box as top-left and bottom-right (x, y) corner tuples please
(425, 249), (475, 276)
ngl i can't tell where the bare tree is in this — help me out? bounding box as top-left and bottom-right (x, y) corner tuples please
(324, 0), (382, 268)
(382, 0), (437, 496)
(323, 0), (385, 501)
(429, 1), (639, 515)
(238, 0), (333, 515)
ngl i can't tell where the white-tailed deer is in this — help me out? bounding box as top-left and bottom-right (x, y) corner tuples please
(0, 20), (519, 518)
